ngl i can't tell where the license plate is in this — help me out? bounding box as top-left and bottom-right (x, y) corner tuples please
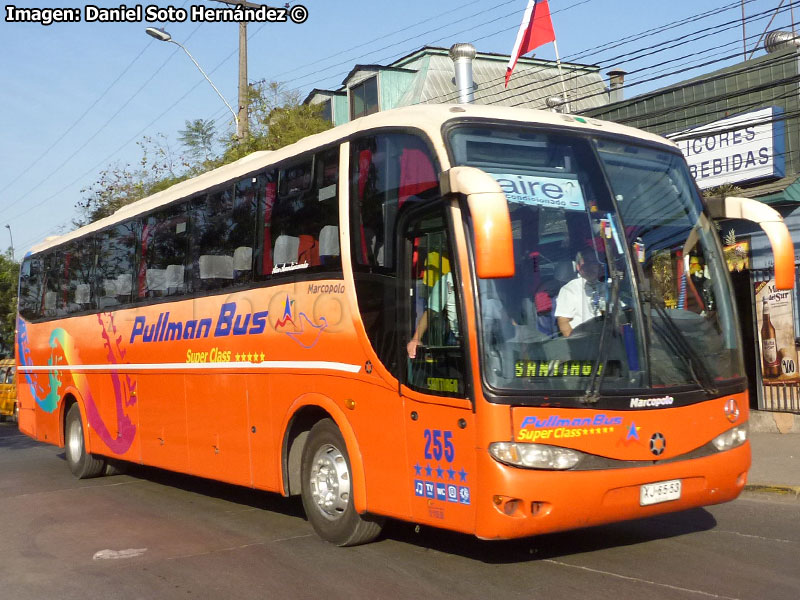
(640, 479), (682, 506)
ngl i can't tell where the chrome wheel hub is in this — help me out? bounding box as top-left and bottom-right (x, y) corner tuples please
(67, 418), (83, 464)
(309, 443), (350, 520)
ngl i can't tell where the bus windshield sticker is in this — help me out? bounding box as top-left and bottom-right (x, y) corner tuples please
(490, 173), (586, 211)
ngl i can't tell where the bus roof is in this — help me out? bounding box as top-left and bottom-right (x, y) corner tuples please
(28, 103), (675, 255)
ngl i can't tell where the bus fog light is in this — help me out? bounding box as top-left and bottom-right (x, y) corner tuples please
(489, 442), (583, 470)
(711, 423), (748, 451)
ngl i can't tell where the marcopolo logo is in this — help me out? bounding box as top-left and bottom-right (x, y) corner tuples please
(629, 396), (674, 409)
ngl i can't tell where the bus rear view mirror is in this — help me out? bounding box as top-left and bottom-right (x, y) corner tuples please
(706, 196), (795, 290)
(439, 166), (515, 279)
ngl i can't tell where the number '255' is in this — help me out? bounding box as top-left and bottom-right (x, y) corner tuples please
(424, 429), (455, 462)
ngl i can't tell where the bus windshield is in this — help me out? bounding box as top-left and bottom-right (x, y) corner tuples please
(448, 124), (743, 401)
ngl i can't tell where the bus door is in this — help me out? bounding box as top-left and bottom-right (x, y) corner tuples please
(398, 203), (477, 527)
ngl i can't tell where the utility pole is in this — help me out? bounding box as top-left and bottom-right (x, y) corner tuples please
(4, 225), (13, 262)
(211, 0), (268, 141)
(238, 19), (249, 140)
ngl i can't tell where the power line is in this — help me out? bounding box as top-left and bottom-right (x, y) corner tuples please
(446, 0), (795, 108)
(10, 0), (793, 243)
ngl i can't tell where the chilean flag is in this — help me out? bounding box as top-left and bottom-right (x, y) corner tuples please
(505, 0), (556, 87)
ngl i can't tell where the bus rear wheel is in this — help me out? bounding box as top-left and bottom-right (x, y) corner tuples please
(65, 404), (106, 479)
(300, 419), (384, 546)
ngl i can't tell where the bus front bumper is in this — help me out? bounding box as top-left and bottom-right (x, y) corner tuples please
(473, 441), (750, 540)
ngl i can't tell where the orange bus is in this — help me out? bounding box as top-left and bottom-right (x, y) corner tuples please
(16, 105), (794, 546)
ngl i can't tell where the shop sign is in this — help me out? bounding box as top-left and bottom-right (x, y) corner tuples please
(668, 107), (785, 189)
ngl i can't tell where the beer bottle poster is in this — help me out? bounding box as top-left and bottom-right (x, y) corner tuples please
(754, 279), (799, 382)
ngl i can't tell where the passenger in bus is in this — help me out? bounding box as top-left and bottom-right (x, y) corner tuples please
(554, 251), (607, 337)
(407, 269), (458, 359)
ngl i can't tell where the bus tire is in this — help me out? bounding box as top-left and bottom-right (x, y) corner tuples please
(65, 404), (106, 479)
(300, 419), (384, 546)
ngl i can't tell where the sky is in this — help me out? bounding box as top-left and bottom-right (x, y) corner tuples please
(0, 0), (795, 258)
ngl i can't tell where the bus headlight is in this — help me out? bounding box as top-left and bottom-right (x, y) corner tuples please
(489, 442), (583, 470)
(711, 423), (748, 452)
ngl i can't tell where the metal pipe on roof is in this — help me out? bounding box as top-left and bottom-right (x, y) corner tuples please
(449, 43), (477, 104)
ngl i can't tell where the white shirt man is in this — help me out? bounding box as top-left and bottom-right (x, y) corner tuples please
(555, 252), (607, 337)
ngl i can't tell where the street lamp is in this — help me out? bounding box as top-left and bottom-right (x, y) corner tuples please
(5, 225), (13, 261)
(145, 27), (240, 138)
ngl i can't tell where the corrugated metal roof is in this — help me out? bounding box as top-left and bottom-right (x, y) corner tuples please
(411, 54), (608, 112)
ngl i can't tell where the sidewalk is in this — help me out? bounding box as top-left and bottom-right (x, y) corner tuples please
(746, 411), (800, 496)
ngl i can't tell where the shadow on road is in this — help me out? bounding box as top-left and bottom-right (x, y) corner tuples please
(378, 507), (718, 564)
(102, 461), (307, 519)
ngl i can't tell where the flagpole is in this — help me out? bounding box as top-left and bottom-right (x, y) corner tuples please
(552, 38), (570, 113)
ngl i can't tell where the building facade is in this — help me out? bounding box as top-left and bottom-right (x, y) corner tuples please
(304, 46), (611, 125)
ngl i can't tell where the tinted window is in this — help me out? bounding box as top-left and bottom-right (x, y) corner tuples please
(96, 221), (138, 308)
(140, 204), (190, 298)
(350, 133), (439, 270)
(191, 178), (260, 291)
(267, 148), (341, 278)
(19, 256), (43, 320)
(64, 239), (95, 313)
(42, 251), (65, 317)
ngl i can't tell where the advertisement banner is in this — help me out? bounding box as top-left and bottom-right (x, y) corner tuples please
(755, 279), (799, 383)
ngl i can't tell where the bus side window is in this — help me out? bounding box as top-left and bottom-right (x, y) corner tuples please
(269, 148), (340, 278)
(140, 204), (191, 298)
(43, 251), (65, 317)
(231, 175), (261, 282)
(191, 178), (259, 291)
(19, 256), (44, 321)
(64, 239), (96, 313)
(350, 132), (438, 270)
(96, 221), (138, 308)
(256, 170), (278, 278)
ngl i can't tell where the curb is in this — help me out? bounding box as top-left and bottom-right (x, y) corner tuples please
(744, 484), (800, 498)
(749, 410), (800, 434)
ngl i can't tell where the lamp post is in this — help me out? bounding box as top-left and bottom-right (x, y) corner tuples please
(145, 27), (240, 139)
(5, 225), (13, 261)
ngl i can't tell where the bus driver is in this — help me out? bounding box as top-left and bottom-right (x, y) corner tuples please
(555, 251), (607, 337)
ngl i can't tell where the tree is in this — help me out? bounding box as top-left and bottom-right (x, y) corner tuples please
(0, 252), (19, 357)
(76, 82), (331, 225)
(220, 80), (332, 163)
(75, 134), (187, 225)
(178, 118), (218, 164)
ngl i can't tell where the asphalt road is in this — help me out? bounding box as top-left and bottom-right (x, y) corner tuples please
(1, 422), (798, 600)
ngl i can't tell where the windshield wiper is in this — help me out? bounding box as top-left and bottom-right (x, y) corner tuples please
(650, 302), (718, 396)
(582, 269), (624, 404)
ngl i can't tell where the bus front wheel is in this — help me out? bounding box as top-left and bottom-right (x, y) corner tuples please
(65, 404), (106, 479)
(300, 419), (384, 546)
